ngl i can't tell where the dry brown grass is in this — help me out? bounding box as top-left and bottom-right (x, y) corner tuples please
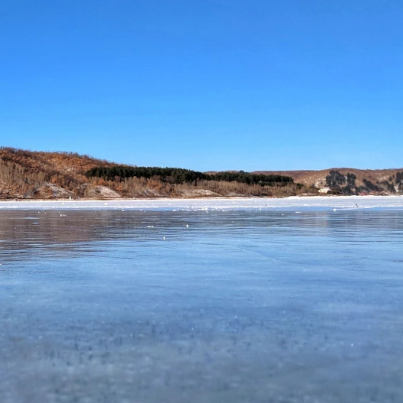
(1, 147), (401, 199)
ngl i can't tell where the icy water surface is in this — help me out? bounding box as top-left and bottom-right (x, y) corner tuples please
(1, 208), (403, 403)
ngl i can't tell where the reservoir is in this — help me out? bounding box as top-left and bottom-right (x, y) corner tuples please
(1, 201), (403, 402)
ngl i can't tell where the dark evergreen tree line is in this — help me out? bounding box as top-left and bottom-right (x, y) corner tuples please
(85, 166), (294, 186)
(211, 171), (293, 185)
(85, 166), (209, 184)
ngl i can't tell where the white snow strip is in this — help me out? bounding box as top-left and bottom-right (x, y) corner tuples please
(0, 196), (402, 211)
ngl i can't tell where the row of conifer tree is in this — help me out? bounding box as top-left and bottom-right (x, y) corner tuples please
(85, 166), (294, 186)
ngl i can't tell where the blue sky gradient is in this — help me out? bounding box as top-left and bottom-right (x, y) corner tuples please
(1, 0), (402, 171)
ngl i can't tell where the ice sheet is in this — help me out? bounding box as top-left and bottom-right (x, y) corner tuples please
(1, 209), (403, 402)
(0, 195), (402, 211)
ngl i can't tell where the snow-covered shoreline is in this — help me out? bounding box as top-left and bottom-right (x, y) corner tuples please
(0, 196), (402, 211)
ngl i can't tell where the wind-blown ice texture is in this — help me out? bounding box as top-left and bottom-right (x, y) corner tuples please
(0, 195), (403, 211)
(1, 207), (403, 402)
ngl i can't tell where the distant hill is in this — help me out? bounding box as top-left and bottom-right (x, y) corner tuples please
(0, 147), (402, 199)
(252, 168), (403, 195)
(0, 147), (116, 199)
(0, 147), (301, 199)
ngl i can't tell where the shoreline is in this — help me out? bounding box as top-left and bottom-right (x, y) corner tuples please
(0, 195), (402, 211)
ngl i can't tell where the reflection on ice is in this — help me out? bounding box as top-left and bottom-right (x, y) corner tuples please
(1, 207), (403, 402)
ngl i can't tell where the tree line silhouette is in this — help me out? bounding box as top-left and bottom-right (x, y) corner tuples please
(85, 166), (294, 186)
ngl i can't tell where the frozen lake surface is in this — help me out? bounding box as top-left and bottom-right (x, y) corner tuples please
(1, 195), (403, 211)
(1, 200), (403, 402)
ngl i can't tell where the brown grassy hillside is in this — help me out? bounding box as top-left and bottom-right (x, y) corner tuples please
(1, 147), (401, 199)
(0, 148), (116, 199)
(0, 147), (306, 199)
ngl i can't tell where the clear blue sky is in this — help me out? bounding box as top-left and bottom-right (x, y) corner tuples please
(1, 0), (402, 171)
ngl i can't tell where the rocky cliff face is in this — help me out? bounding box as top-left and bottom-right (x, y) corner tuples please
(253, 168), (403, 195)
